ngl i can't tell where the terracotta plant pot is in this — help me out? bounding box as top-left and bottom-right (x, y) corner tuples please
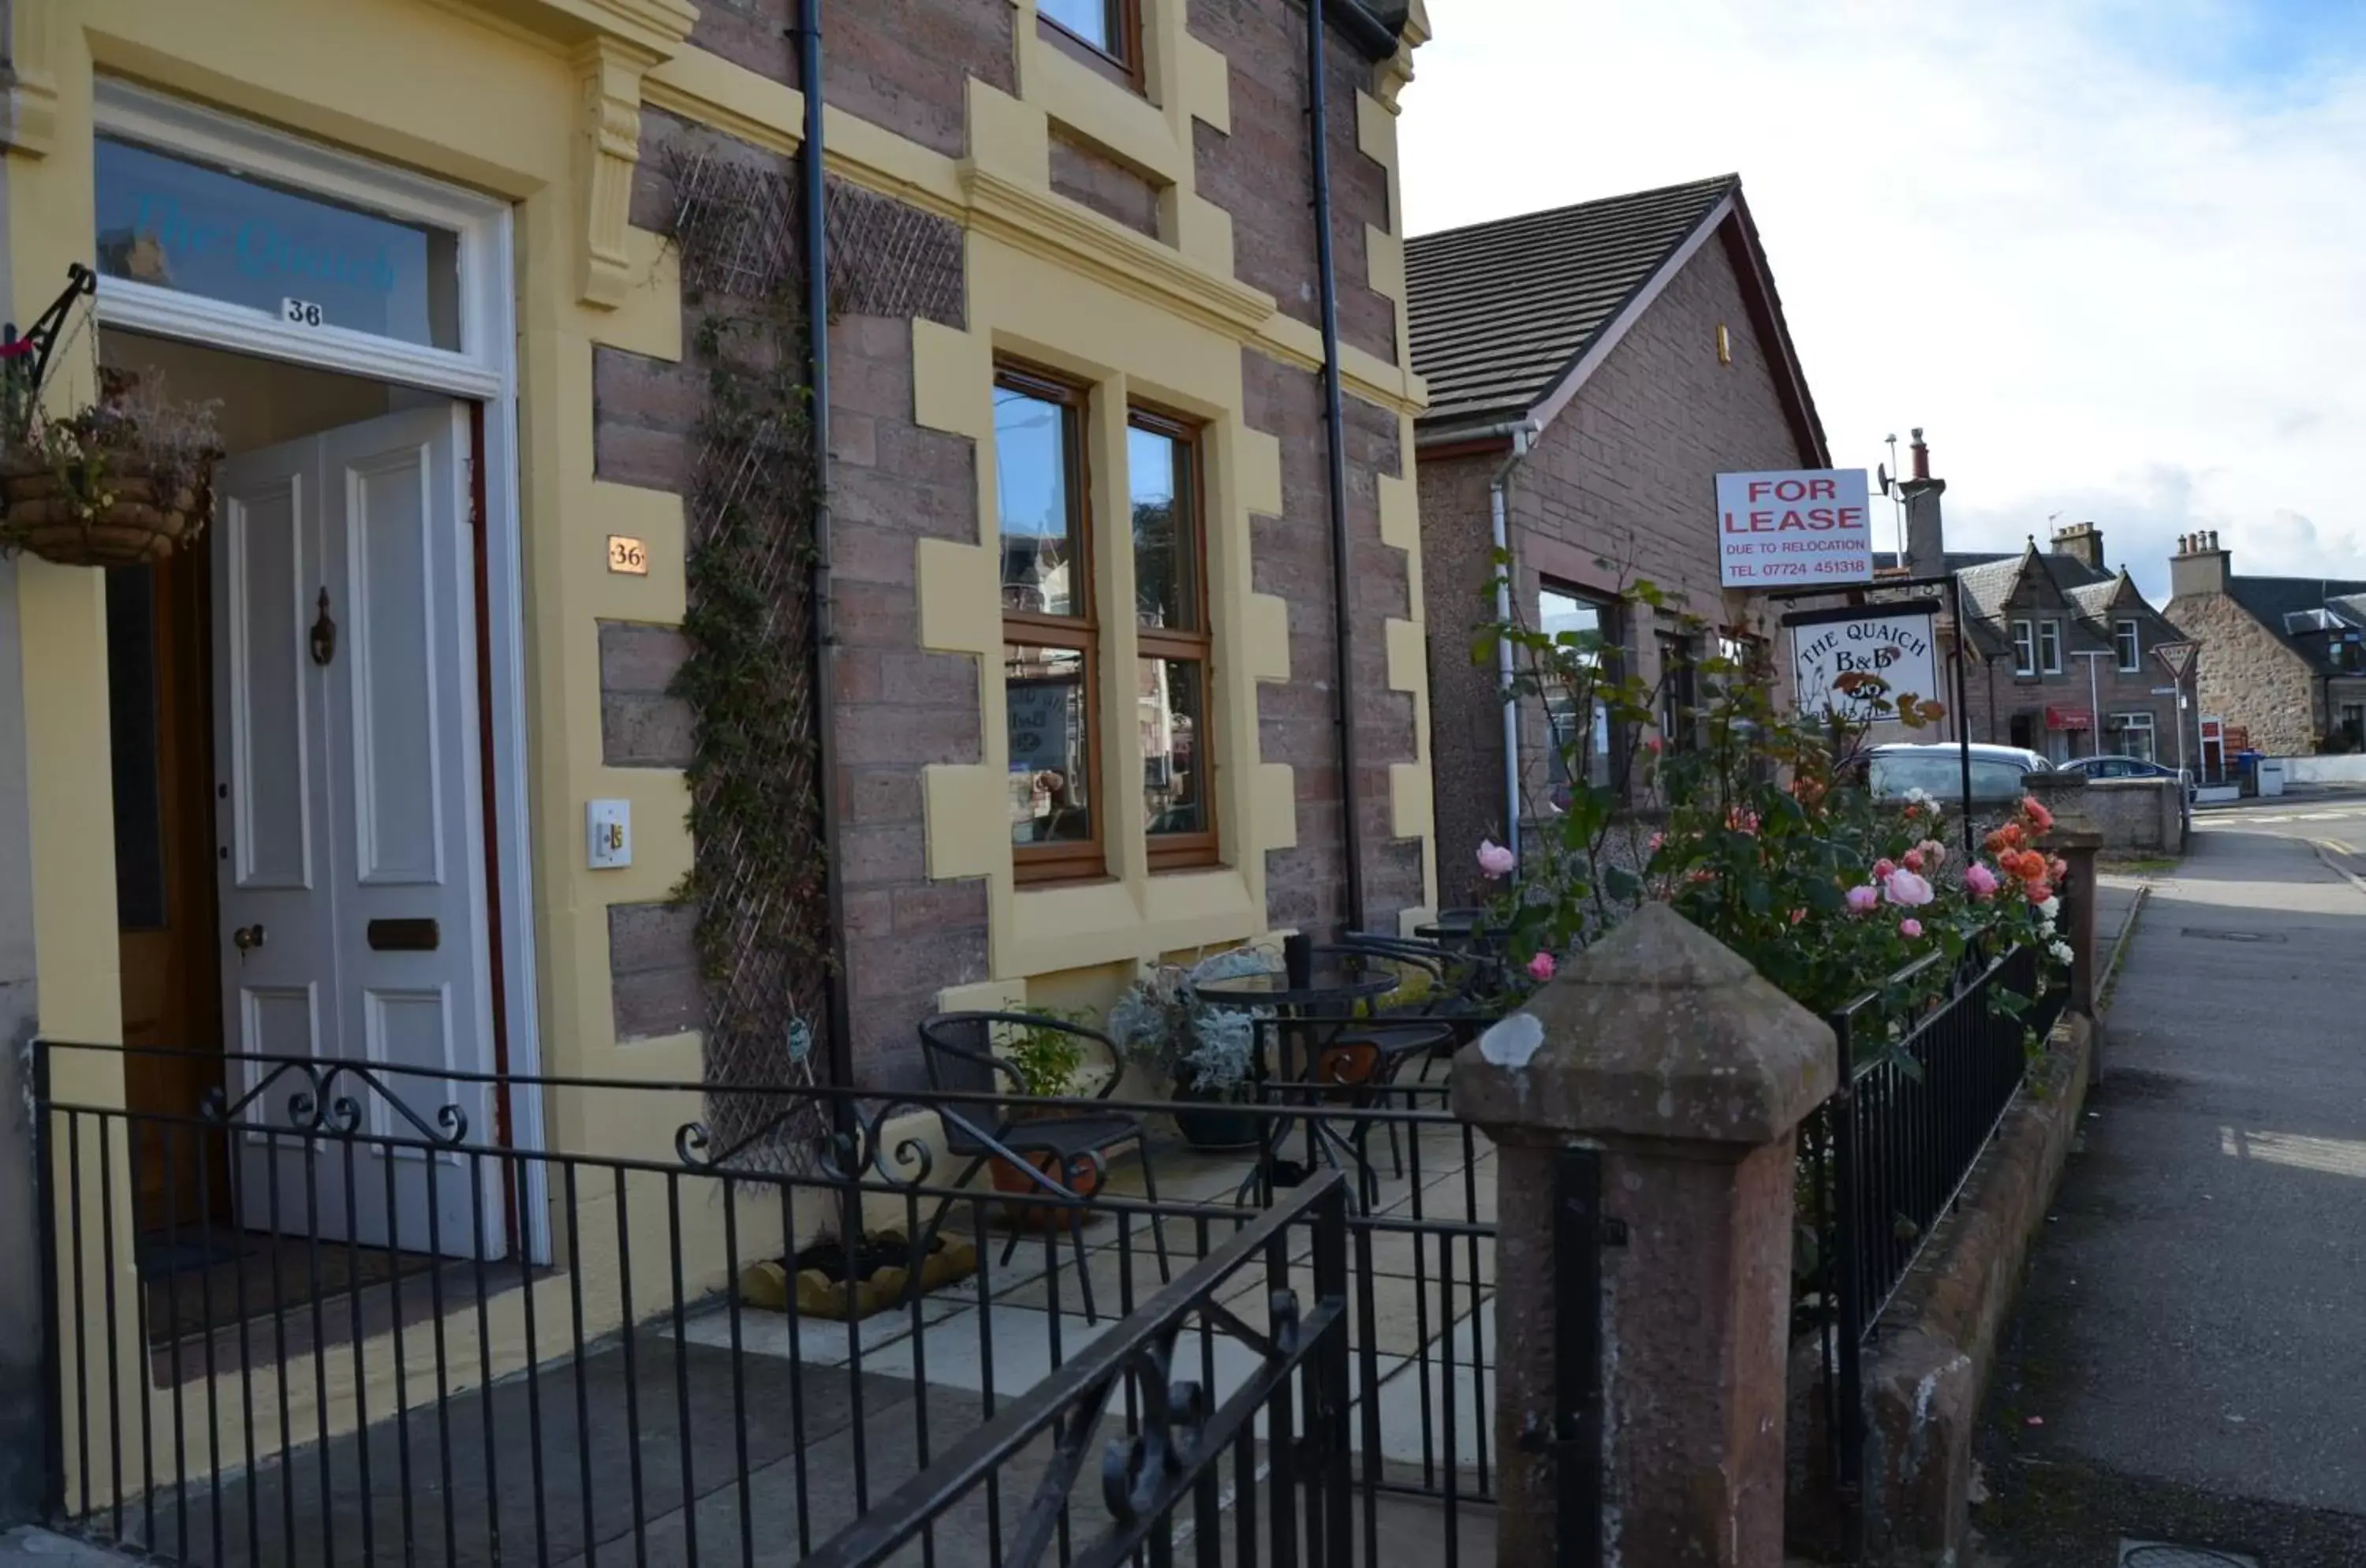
(991, 1149), (1099, 1230)
(0, 452), (217, 567)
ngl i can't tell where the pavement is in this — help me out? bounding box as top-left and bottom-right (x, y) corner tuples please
(1974, 808), (2366, 1566)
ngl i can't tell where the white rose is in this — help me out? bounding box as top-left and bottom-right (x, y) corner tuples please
(2039, 915), (2057, 938)
(2048, 939), (2074, 965)
(2039, 896), (2062, 920)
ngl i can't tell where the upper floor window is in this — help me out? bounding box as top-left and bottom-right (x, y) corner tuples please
(1039, 0), (1144, 83)
(2012, 619), (2036, 678)
(1130, 409), (1217, 871)
(998, 366), (1101, 884)
(2114, 618), (2141, 672)
(2038, 619), (2063, 675)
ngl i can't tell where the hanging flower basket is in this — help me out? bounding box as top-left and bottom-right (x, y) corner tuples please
(0, 265), (222, 569)
(0, 447), (218, 568)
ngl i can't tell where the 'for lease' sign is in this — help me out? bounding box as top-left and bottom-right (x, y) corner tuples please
(1715, 469), (1872, 588)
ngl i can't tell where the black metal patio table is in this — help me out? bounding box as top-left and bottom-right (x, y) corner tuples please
(1190, 935), (1398, 1210)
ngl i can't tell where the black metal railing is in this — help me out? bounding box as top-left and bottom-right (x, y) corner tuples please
(1801, 942), (2065, 1554)
(800, 1171), (1355, 1568)
(32, 1041), (1497, 1568)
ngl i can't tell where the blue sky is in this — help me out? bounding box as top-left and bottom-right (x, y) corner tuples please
(1398, 0), (2366, 604)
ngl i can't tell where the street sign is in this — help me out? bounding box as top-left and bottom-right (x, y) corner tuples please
(1716, 469), (1872, 588)
(2150, 685), (2178, 696)
(2155, 642), (2197, 682)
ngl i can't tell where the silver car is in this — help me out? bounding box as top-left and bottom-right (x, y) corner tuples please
(1853, 741), (2052, 805)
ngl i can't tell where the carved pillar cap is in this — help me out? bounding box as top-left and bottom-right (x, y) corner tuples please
(1451, 903), (1837, 1147)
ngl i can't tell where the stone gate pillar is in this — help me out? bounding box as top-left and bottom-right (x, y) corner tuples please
(1452, 905), (1837, 1568)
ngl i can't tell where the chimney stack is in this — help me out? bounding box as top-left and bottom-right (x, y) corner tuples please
(2051, 520), (2105, 573)
(2169, 528), (2230, 600)
(1898, 426), (1946, 579)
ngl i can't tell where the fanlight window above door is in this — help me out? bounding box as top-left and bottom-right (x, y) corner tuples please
(95, 134), (462, 351)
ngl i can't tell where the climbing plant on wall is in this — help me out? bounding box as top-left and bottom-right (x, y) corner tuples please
(662, 143), (966, 1168)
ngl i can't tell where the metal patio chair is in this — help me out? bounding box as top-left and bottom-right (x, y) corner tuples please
(916, 1010), (1170, 1322)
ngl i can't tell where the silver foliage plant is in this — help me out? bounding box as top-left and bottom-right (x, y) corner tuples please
(1109, 947), (1271, 1096)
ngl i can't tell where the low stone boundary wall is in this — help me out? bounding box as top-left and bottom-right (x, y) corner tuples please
(1853, 1008), (2094, 1562)
(2081, 778), (2185, 856)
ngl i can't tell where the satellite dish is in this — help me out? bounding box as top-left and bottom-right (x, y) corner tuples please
(1877, 463), (1893, 496)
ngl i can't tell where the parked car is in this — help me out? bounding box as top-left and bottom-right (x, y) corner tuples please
(1842, 741), (2053, 805)
(2057, 753), (2191, 790)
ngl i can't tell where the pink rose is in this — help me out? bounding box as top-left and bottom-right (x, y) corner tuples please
(1845, 884), (1880, 915)
(1965, 862), (2000, 900)
(1883, 868), (1935, 907)
(1903, 849), (1925, 873)
(2026, 879), (2054, 904)
(2050, 856), (2069, 881)
(1726, 807), (1760, 835)
(1648, 831), (1665, 853)
(1873, 857), (1898, 879)
(1917, 838), (1948, 868)
(1899, 918), (1924, 939)
(1527, 950), (1557, 982)
(1789, 908), (1808, 925)
(1644, 734), (1664, 755)
(1477, 838), (1515, 878)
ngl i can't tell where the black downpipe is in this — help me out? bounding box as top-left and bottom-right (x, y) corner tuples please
(1306, 0), (1368, 936)
(797, 2), (858, 1114)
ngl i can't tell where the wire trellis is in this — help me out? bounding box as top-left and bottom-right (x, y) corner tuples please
(661, 145), (964, 1171)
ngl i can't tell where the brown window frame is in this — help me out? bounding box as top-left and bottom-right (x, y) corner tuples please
(1039, 0), (1147, 93)
(1129, 404), (1219, 873)
(998, 362), (1106, 887)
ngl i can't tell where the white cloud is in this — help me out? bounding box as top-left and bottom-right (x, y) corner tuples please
(1397, 0), (2366, 603)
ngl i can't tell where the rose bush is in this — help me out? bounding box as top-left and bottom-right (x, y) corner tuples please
(1473, 576), (2066, 1063)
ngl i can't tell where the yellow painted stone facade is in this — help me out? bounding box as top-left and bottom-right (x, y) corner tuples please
(5, 0), (1430, 1505)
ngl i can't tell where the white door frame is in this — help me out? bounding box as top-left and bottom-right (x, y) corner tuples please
(91, 78), (551, 1262)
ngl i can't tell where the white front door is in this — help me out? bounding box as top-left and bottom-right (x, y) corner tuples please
(212, 404), (503, 1260)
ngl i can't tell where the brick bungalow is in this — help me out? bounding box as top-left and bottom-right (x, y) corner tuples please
(1406, 175), (1830, 900)
(2165, 531), (2366, 758)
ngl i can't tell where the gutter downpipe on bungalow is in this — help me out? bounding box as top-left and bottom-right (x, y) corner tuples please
(1487, 422), (1536, 864)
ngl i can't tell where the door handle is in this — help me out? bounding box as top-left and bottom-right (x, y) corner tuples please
(232, 924), (267, 955)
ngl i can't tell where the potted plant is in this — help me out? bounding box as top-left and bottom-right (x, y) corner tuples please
(1, 269), (222, 569)
(1111, 949), (1270, 1150)
(987, 1009), (1103, 1225)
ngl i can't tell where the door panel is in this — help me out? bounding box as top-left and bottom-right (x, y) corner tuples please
(223, 474), (313, 890)
(214, 404), (500, 1260)
(349, 449), (445, 886)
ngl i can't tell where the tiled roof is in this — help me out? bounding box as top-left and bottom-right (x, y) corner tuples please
(1405, 175), (1737, 431)
(2222, 575), (2366, 671)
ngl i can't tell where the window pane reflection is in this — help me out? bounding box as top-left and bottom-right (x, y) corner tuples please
(1130, 424), (1196, 633)
(996, 386), (1081, 618)
(1140, 656), (1207, 838)
(1039, 0), (1113, 48)
(1539, 588), (1613, 804)
(1006, 644), (1093, 846)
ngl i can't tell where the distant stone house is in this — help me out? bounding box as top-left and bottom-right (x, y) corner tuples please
(1943, 525), (2189, 765)
(1406, 175), (1830, 900)
(2165, 531), (2366, 757)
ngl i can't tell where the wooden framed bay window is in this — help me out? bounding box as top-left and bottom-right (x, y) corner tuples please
(998, 364), (1103, 884)
(1129, 407), (1218, 872)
